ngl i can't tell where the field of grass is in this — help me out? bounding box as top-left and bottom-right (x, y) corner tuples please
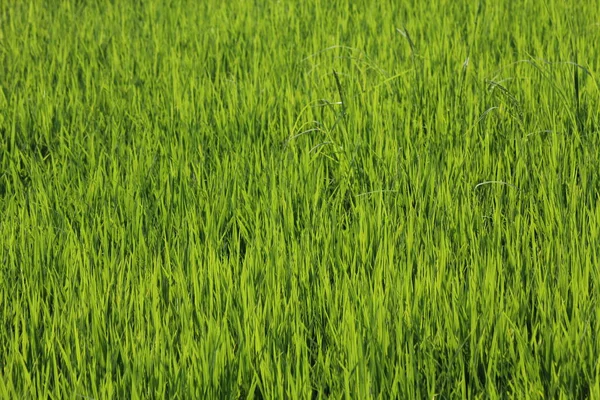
(1, 0), (599, 398)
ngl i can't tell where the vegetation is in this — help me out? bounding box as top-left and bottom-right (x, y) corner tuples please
(1, 0), (599, 398)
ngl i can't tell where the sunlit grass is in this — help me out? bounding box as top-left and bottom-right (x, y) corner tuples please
(1, 0), (599, 398)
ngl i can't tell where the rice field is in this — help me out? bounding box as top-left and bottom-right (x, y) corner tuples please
(1, 0), (600, 398)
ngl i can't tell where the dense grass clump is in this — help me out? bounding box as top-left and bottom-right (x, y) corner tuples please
(1, 0), (599, 398)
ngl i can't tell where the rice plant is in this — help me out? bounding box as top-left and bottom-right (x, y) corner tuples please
(1, 0), (599, 398)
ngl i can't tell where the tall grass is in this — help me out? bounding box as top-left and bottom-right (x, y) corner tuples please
(1, 0), (599, 398)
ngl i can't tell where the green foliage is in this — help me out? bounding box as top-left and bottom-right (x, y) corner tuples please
(1, 0), (599, 398)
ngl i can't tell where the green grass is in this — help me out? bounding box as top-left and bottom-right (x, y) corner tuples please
(1, 0), (599, 398)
